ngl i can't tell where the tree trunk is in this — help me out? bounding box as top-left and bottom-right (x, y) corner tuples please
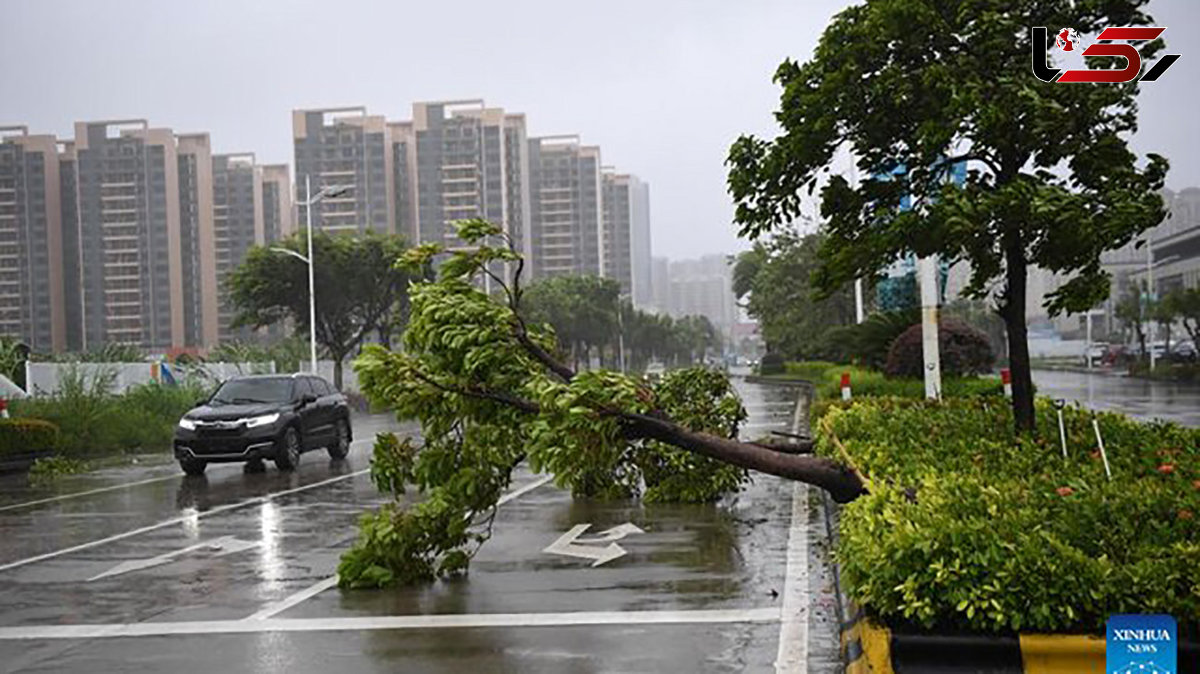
(625, 413), (865, 503)
(333, 357), (344, 391)
(1002, 241), (1036, 434)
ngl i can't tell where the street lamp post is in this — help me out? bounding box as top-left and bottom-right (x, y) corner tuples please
(617, 295), (628, 373)
(270, 176), (351, 375)
(1147, 242), (1156, 371)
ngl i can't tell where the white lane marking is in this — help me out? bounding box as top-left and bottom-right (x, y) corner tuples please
(245, 576), (340, 621)
(774, 481), (810, 674)
(496, 474), (553, 505)
(742, 422), (788, 432)
(89, 536), (259, 581)
(543, 523), (644, 567)
(0, 608), (780, 640)
(0, 453), (374, 575)
(0, 423), (404, 513)
(245, 473), (555, 621)
(0, 474), (183, 514)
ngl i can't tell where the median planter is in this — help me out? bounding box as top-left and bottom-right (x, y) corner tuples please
(814, 398), (1199, 672)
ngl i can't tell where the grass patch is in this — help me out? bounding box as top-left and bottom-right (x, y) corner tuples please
(10, 368), (207, 458)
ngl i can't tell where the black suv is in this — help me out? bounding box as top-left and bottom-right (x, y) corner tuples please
(174, 374), (352, 475)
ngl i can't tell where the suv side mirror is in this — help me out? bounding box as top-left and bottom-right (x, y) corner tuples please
(301, 394), (318, 406)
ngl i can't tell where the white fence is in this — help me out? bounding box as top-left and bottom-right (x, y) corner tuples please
(1027, 337), (1088, 359)
(24, 361), (276, 397)
(300, 360), (361, 393)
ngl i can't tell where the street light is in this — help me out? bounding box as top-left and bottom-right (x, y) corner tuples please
(617, 294), (630, 373)
(272, 176), (352, 375)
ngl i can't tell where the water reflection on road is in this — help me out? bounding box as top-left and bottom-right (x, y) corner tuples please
(1032, 368), (1200, 427)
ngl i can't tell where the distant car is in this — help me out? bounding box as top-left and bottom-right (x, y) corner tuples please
(173, 374), (352, 475)
(644, 361), (666, 379)
(1170, 340), (1197, 362)
(1082, 342), (1109, 366)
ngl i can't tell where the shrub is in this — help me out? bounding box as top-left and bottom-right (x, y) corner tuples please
(850, 309), (921, 369)
(10, 376), (207, 457)
(818, 398), (1200, 634)
(758, 352), (786, 375)
(0, 418), (60, 458)
(782, 362), (1002, 400)
(884, 320), (995, 378)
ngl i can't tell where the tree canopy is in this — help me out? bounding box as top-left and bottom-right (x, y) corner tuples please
(728, 0), (1170, 432)
(338, 220), (863, 588)
(732, 229), (856, 359)
(227, 229), (416, 388)
(522, 274), (722, 371)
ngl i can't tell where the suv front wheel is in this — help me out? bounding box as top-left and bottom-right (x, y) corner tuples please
(327, 419), (351, 460)
(180, 457), (207, 476)
(275, 426), (302, 471)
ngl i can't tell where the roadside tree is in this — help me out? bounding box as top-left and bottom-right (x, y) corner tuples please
(727, 0), (1170, 433)
(227, 230), (414, 389)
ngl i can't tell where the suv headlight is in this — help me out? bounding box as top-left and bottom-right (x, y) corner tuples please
(178, 418), (196, 431)
(244, 413), (281, 429)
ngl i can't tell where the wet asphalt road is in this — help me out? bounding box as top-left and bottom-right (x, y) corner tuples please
(1032, 368), (1200, 427)
(0, 382), (834, 673)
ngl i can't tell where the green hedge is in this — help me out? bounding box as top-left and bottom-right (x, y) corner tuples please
(817, 397), (1200, 634)
(778, 361), (1003, 401)
(0, 418), (60, 458)
(10, 381), (205, 457)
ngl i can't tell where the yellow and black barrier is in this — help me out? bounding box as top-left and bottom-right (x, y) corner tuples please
(842, 610), (1198, 673)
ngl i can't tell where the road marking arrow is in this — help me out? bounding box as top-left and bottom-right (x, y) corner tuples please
(88, 536), (259, 581)
(542, 523), (644, 567)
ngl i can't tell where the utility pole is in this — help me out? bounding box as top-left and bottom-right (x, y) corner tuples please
(1147, 242), (1157, 371)
(918, 255), (942, 399)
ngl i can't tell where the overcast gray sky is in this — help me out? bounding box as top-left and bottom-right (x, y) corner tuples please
(3, 0), (1196, 260)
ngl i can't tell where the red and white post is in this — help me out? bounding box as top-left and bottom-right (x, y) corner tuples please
(840, 372), (852, 401)
(1001, 368), (1012, 398)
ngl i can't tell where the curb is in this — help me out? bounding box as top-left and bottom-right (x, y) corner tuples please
(741, 375), (816, 389)
(843, 612), (1200, 673)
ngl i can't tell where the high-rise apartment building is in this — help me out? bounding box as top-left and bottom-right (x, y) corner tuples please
(0, 127), (66, 352)
(177, 133), (218, 348)
(57, 140), (83, 350)
(405, 101), (530, 253)
(211, 153), (264, 342)
(260, 164), (294, 243)
(662, 255), (739, 337)
(527, 136), (602, 279)
(293, 107), (392, 234)
(4, 101), (657, 356)
(601, 169), (652, 305)
(72, 120), (188, 350)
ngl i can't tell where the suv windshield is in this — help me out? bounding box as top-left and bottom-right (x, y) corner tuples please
(209, 378), (294, 405)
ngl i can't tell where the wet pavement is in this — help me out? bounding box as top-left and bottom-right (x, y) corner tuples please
(1032, 368), (1200, 427)
(0, 383), (839, 673)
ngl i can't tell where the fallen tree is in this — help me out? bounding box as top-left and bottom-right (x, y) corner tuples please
(337, 220), (864, 588)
